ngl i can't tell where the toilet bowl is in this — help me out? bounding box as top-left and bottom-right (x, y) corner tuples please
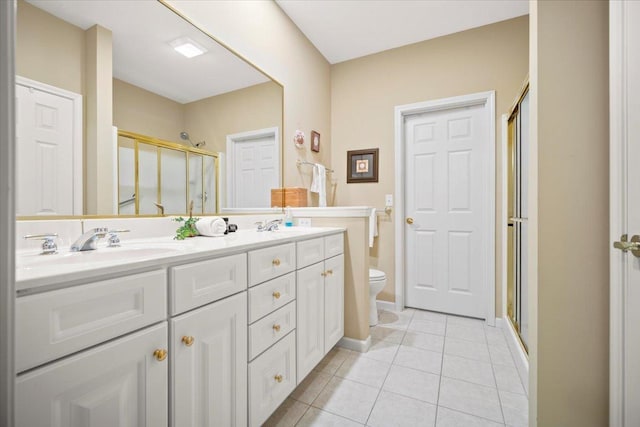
(369, 269), (387, 326)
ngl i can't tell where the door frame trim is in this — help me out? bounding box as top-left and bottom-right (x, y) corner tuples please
(394, 91), (496, 325)
(224, 126), (279, 210)
(609, 1), (625, 424)
(15, 75), (83, 215)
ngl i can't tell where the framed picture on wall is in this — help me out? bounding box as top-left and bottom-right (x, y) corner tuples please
(311, 130), (320, 152)
(347, 148), (379, 183)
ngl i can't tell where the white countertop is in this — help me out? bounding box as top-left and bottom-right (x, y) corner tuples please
(16, 227), (345, 294)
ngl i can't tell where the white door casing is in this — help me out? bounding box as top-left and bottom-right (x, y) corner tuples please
(15, 76), (82, 215)
(610, 1), (640, 426)
(225, 127), (279, 209)
(395, 92), (495, 324)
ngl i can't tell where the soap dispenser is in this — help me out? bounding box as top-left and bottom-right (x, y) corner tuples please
(285, 207), (293, 227)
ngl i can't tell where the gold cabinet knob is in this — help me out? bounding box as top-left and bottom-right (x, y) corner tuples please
(321, 272), (327, 277)
(272, 258), (281, 266)
(327, 269), (333, 275)
(153, 349), (168, 361)
(274, 374), (283, 383)
(273, 291), (281, 299)
(181, 336), (195, 347)
(406, 217), (414, 225)
(273, 324), (281, 332)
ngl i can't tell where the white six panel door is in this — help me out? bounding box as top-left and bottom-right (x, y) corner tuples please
(15, 83), (76, 215)
(405, 103), (488, 318)
(231, 135), (277, 208)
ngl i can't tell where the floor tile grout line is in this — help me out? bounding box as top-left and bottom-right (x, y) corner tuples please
(487, 327), (508, 425)
(362, 332), (400, 426)
(437, 403), (508, 426)
(433, 315), (448, 426)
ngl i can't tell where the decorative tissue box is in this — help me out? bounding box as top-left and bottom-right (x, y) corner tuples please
(271, 187), (308, 207)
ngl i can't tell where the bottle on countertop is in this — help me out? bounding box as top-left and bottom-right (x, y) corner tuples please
(284, 207), (293, 227)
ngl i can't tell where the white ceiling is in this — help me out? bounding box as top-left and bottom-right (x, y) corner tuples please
(276, 0), (529, 64)
(26, 0), (269, 104)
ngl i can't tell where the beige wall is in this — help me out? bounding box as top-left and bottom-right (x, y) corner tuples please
(529, 1), (609, 425)
(185, 81), (282, 154)
(331, 17), (529, 315)
(165, 1), (332, 199)
(16, 0), (84, 95)
(113, 79), (185, 144)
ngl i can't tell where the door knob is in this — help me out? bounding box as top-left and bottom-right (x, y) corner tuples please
(614, 234), (640, 257)
(406, 217), (414, 225)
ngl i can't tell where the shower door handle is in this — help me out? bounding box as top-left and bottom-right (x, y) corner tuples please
(613, 234), (640, 257)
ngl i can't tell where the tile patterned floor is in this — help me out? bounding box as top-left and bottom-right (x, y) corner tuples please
(265, 308), (528, 427)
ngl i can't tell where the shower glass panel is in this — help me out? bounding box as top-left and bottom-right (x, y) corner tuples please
(507, 87), (529, 352)
(137, 143), (159, 215)
(160, 148), (187, 215)
(203, 156), (216, 213)
(189, 154), (204, 214)
(118, 137), (135, 215)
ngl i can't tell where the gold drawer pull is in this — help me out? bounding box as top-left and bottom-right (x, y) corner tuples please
(181, 336), (195, 347)
(153, 349), (168, 362)
(273, 324), (281, 332)
(273, 291), (281, 299)
(272, 258), (281, 266)
(274, 374), (283, 383)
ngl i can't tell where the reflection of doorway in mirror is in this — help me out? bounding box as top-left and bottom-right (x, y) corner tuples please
(15, 76), (83, 215)
(225, 127), (280, 210)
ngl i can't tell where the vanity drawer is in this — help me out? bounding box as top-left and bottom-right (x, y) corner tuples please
(248, 301), (296, 361)
(325, 233), (344, 258)
(248, 331), (296, 427)
(248, 243), (295, 287)
(16, 269), (167, 373)
(296, 237), (324, 269)
(170, 253), (247, 315)
(248, 272), (295, 323)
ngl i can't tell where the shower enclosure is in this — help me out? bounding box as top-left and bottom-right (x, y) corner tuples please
(507, 85), (529, 352)
(118, 130), (218, 215)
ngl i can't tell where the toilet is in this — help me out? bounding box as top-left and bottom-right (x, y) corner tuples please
(369, 269), (387, 326)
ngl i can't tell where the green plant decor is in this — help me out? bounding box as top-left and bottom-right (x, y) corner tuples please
(173, 216), (200, 240)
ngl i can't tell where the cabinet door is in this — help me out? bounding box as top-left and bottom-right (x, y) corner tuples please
(171, 292), (247, 427)
(324, 254), (345, 351)
(16, 322), (168, 427)
(296, 262), (325, 382)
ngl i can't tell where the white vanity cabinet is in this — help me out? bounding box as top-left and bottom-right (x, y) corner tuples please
(15, 228), (345, 427)
(296, 235), (345, 382)
(170, 292), (247, 427)
(16, 322), (169, 427)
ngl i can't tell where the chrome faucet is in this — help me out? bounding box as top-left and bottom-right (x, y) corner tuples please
(70, 227), (109, 252)
(255, 219), (282, 232)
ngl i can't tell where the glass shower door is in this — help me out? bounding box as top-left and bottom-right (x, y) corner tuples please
(507, 88), (529, 352)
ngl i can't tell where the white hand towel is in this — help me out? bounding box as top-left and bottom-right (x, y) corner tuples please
(310, 163), (327, 207)
(195, 216), (226, 237)
(369, 208), (378, 247)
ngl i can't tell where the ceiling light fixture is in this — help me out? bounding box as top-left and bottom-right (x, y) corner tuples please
(170, 37), (207, 58)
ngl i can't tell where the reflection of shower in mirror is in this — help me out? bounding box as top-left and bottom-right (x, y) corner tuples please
(180, 131), (206, 148)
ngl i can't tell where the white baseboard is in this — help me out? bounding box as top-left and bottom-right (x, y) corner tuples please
(376, 300), (397, 311)
(495, 317), (507, 329)
(501, 315), (529, 396)
(338, 335), (372, 353)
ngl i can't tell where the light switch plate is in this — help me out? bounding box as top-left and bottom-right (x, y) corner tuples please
(297, 218), (312, 227)
(385, 194), (393, 207)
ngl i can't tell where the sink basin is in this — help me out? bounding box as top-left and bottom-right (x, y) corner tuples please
(17, 241), (193, 270)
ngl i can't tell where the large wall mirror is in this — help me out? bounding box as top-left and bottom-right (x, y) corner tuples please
(15, 0), (283, 217)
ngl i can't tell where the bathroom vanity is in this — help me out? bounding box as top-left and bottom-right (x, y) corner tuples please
(14, 227), (344, 427)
